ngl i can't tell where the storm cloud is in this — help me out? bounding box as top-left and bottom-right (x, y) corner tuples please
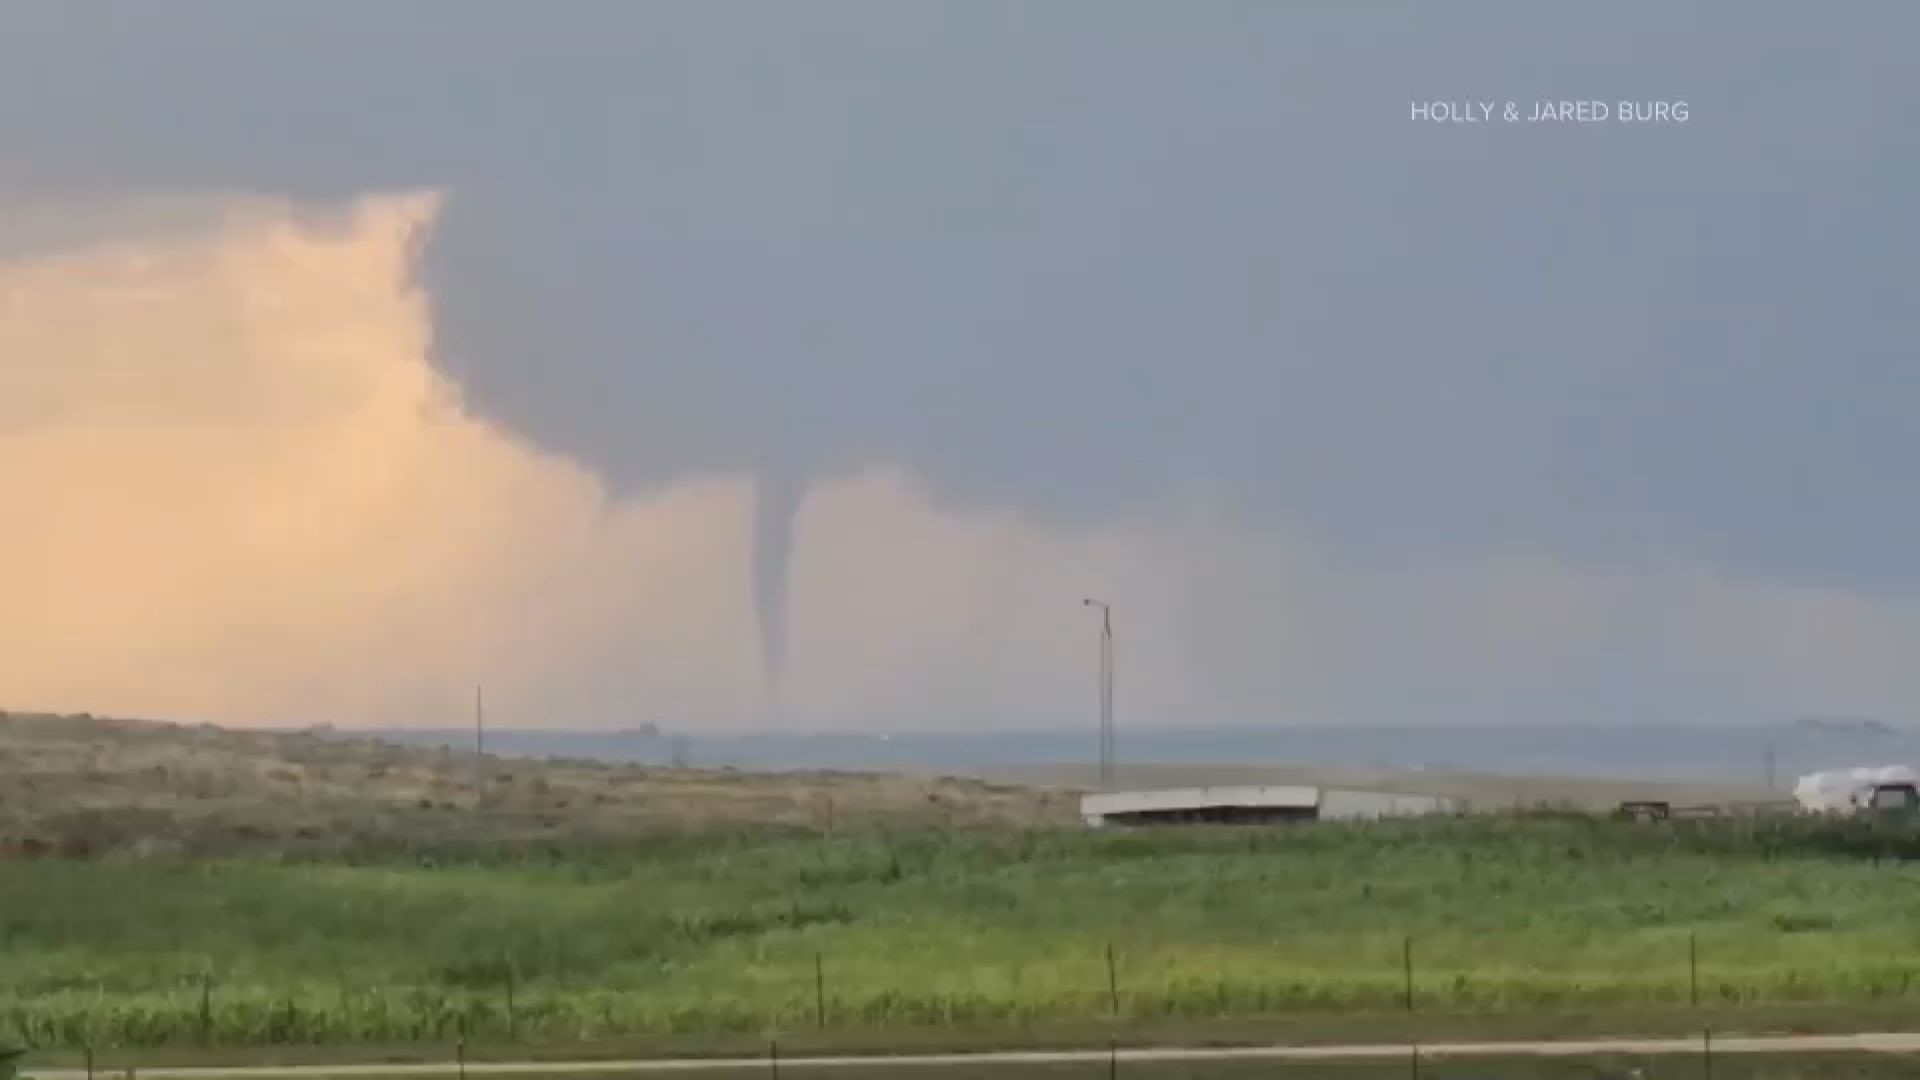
(3, 3), (1918, 728)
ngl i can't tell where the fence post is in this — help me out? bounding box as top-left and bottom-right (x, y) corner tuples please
(85, 1045), (94, 1080)
(1403, 936), (1415, 1013)
(1106, 943), (1120, 1014)
(1703, 1025), (1713, 1080)
(815, 952), (827, 1030)
(769, 1039), (780, 1079)
(504, 957), (517, 1041)
(1410, 1040), (1420, 1080)
(1689, 931), (1699, 1007)
(456, 1030), (467, 1080)
(198, 972), (213, 1047)
(1109, 1036), (1118, 1079)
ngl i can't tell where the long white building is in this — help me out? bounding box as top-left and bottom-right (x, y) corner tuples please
(1080, 785), (1462, 827)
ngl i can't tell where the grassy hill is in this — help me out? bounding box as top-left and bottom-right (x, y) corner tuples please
(0, 711), (1073, 857)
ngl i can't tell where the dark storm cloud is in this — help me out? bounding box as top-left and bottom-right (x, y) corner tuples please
(5, 2), (1918, 683)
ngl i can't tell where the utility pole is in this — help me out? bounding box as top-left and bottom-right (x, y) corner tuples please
(1083, 599), (1115, 790)
(473, 684), (485, 808)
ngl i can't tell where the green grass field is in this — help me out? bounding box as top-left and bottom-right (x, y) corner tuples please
(8, 816), (1920, 1051)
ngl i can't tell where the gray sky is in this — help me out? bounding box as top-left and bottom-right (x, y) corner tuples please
(4, 3), (1917, 728)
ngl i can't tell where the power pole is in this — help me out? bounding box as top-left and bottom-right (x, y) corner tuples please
(473, 684), (485, 808)
(1084, 599), (1115, 790)
(1102, 608), (1114, 789)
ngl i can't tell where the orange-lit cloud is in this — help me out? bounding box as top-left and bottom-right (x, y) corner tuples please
(0, 192), (760, 728)
(5, 191), (1920, 732)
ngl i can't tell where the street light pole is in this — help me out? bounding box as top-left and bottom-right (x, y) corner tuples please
(1083, 599), (1114, 789)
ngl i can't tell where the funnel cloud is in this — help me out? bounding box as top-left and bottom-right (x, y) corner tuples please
(753, 465), (805, 694)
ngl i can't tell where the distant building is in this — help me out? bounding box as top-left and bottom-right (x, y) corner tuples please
(1079, 785), (1462, 827)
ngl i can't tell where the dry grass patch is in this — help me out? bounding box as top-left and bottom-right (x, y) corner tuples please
(0, 711), (1073, 857)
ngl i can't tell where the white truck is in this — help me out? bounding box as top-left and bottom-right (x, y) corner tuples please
(1792, 765), (1920, 816)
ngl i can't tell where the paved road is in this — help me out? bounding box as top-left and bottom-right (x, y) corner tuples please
(29, 1032), (1920, 1077)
